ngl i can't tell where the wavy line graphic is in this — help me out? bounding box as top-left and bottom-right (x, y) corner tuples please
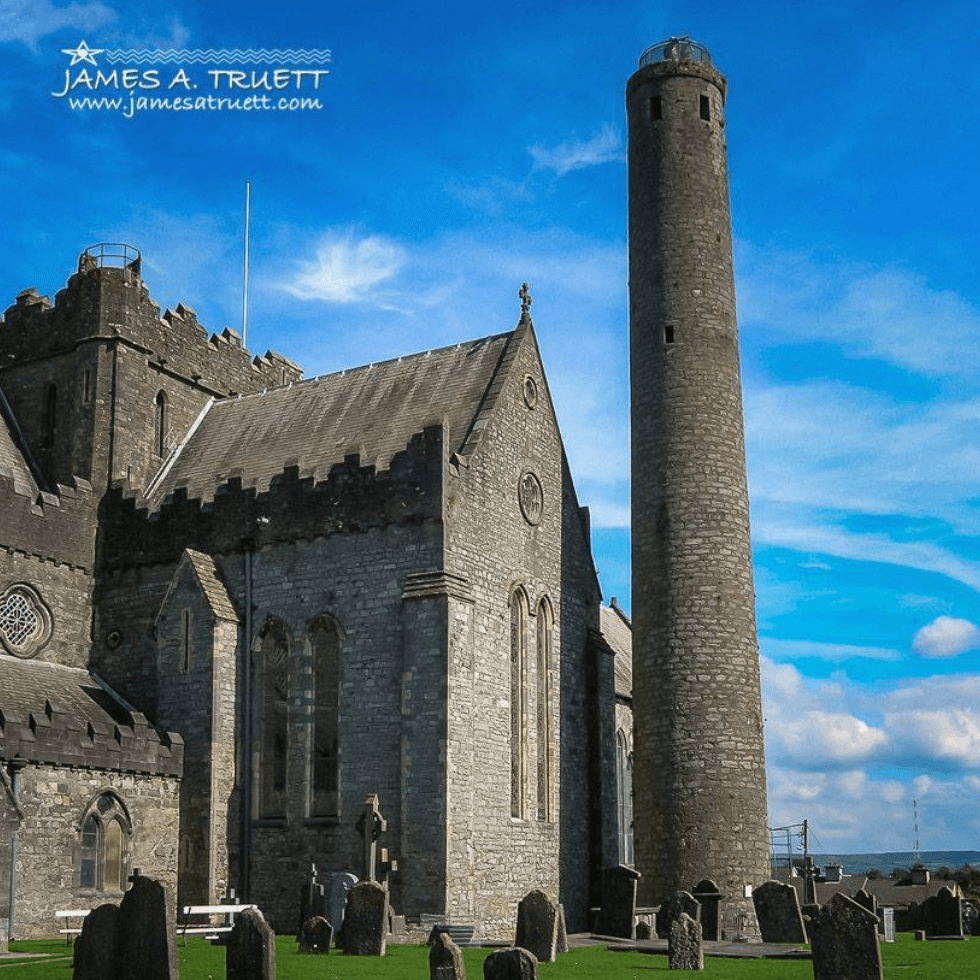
(102, 48), (332, 65)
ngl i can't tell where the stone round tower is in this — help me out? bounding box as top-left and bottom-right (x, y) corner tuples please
(627, 38), (770, 924)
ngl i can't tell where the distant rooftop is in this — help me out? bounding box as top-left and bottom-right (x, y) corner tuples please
(639, 36), (712, 69)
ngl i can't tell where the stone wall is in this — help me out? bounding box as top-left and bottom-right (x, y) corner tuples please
(8, 763), (180, 938)
(443, 320), (608, 936)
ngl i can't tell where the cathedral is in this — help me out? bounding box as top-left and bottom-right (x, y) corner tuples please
(1, 36), (772, 946)
(0, 246), (632, 939)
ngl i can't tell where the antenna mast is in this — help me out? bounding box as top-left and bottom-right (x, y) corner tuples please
(242, 180), (251, 347)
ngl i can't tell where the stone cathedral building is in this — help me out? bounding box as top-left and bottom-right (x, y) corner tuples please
(1, 36), (770, 944)
(0, 245), (632, 939)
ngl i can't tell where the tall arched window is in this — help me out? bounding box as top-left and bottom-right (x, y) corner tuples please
(154, 390), (168, 457)
(510, 587), (529, 819)
(309, 616), (341, 817)
(256, 620), (290, 819)
(536, 597), (554, 822)
(616, 729), (635, 865)
(78, 793), (130, 892)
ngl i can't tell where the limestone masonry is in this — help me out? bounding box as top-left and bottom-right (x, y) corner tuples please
(0, 38), (770, 943)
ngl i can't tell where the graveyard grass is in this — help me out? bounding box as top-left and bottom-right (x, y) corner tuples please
(5, 933), (979, 978)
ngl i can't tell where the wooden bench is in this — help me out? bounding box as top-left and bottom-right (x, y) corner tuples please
(178, 903), (253, 944)
(55, 909), (91, 944)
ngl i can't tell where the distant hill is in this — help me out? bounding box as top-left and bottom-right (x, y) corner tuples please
(806, 850), (980, 875)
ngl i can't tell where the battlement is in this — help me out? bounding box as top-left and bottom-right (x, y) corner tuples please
(0, 245), (302, 395)
(100, 425), (446, 571)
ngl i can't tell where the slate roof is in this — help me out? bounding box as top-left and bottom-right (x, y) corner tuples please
(600, 599), (632, 700)
(0, 656), (183, 776)
(147, 332), (514, 507)
(0, 387), (39, 495)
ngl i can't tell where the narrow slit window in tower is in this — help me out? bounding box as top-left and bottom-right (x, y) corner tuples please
(664, 324), (675, 345)
(700, 94), (711, 121)
(650, 96), (662, 121)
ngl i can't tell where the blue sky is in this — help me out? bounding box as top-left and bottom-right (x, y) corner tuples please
(2, 0), (979, 857)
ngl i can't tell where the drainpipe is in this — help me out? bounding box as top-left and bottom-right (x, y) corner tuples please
(242, 543), (253, 900)
(7, 762), (26, 942)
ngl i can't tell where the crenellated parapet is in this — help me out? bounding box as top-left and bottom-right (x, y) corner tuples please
(100, 425), (446, 571)
(0, 245), (301, 395)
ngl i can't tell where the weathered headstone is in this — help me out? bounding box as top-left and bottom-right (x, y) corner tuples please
(339, 880), (387, 955)
(226, 906), (275, 980)
(810, 893), (882, 980)
(657, 890), (700, 941)
(329, 871), (358, 938)
(555, 903), (569, 954)
(635, 920), (652, 940)
(297, 863), (329, 935)
(920, 885), (963, 937)
(514, 890), (559, 963)
(668, 912), (703, 971)
(298, 915), (332, 954)
(482, 947), (537, 980)
(692, 880), (725, 942)
(115, 874), (178, 980)
(595, 865), (641, 939)
(73, 903), (119, 980)
(752, 879), (807, 944)
(429, 930), (466, 980)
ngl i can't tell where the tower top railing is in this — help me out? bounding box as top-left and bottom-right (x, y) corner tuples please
(639, 36), (712, 69)
(81, 242), (142, 269)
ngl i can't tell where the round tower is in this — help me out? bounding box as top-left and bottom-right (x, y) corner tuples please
(627, 38), (770, 923)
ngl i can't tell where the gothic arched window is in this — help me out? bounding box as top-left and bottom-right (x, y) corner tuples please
(309, 616), (341, 817)
(78, 793), (130, 892)
(536, 597), (554, 822)
(510, 587), (529, 819)
(616, 729), (635, 865)
(256, 620), (290, 819)
(154, 390), (168, 457)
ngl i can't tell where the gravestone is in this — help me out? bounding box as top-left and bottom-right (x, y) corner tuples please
(920, 886), (963, 937)
(635, 921), (652, 940)
(340, 880), (387, 955)
(668, 912), (703, 971)
(297, 863), (329, 935)
(752, 880), (807, 944)
(555, 903), (569, 954)
(115, 874), (178, 980)
(514, 890), (559, 963)
(482, 947), (538, 980)
(595, 865), (641, 939)
(73, 903), (119, 980)
(810, 893), (882, 980)
(227, 906), (275, 980)
(356, 794), (398, 886)
(298, 915), (332, 953)
(692, 880), (725, 942)
(329, 872), (358, 938)
(657, 891), (700, 940)
(429, 930), (466, 980)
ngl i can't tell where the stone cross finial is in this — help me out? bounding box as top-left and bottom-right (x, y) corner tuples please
(519, 282), (532, 315)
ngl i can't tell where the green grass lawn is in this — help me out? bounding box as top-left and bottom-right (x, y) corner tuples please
(3, 932), (976, 979)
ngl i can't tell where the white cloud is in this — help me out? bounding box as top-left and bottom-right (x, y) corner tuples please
(529, 125), (623, 177)
(887, 709), (980, 770)
(0, 0), (116, 49)
(279, 229), (407, 306)
(912, 616), (980, 659)
(762, 637), (901, 663)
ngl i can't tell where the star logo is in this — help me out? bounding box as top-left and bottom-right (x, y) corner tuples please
(61, 40), (104, 66)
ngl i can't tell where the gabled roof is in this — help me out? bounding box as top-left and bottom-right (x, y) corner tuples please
(146, 331), (514, 507)
(601, 599), (632, 700)
(0, 656), (182, 776)
(156, 549), (239, 626)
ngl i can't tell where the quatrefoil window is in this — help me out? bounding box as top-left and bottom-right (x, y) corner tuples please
(0, 584), (53, 659)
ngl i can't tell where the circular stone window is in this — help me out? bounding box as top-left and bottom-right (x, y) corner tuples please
(522, 375), (539, 409)
(518, 470), (544, 526)
(0, 583), (54, 659)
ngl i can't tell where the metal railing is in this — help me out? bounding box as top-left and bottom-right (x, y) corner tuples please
(81, 242), (142, 268)
(639, 36), (712, 68)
